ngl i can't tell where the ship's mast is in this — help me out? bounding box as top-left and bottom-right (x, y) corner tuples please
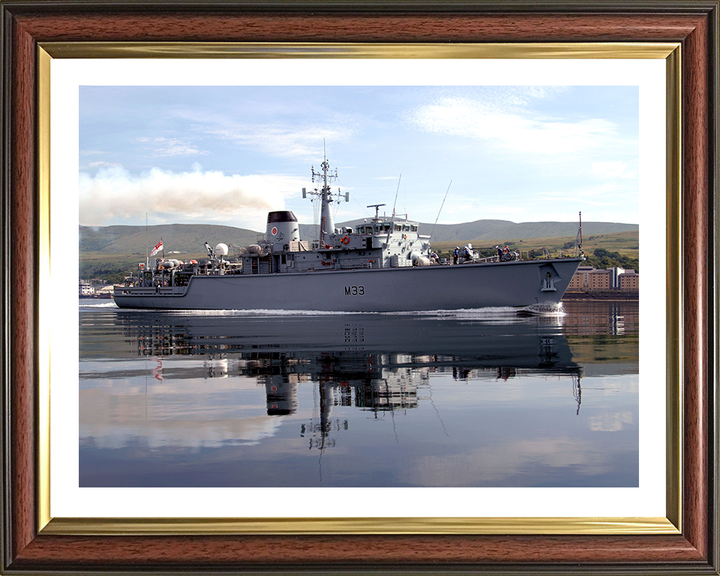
(303, 147), (348, 245)
(314, 155), (336, 245)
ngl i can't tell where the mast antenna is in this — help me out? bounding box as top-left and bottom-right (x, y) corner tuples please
(391, 174), (401, 217)
(577, 211), (583, 257)
(430, 180), (452, 239)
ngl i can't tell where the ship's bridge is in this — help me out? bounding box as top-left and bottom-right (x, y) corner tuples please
(355, 220), (419, 236)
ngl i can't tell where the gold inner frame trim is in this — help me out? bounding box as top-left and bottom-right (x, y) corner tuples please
(37, 41), (682, 536)
(37, 46), (52, 532)
(40, 41), (678, 59)
(43, 516), (677, 536)
(664, 45), (682, 532)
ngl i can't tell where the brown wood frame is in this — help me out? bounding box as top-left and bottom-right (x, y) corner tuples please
(1, 1), (717, 573)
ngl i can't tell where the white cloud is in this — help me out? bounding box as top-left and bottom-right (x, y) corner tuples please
(79, 165), (307, 229)
(408, 96), (618, 155)
(160, 104), (357, 160)
(82, 161), (123, 169)
(136, 136), (208, 157)
(205, 124), (352, 160)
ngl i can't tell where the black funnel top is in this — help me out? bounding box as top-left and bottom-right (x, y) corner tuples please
(267, 211), (298, 223)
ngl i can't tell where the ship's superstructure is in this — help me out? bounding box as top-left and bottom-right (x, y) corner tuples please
(114, 155), (584, 311)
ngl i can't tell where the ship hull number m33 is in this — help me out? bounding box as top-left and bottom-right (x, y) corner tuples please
(345, 285), (365, 296)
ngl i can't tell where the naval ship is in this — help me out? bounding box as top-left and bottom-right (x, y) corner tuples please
(113, 156), (584, 312)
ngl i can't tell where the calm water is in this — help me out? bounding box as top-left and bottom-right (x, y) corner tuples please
(79, 300), (639, 488)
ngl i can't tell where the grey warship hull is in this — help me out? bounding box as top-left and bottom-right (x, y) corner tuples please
(115, 153), (585, 312)
(114, 257), (583, 312)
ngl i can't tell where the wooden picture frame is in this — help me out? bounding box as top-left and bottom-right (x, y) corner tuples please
(2, 1), (717, 573)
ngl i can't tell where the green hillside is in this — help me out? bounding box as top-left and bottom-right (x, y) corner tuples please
(419, 220), (636, 243)
(80, 224), (261, 255)
(433, 230), (638, 254)
(301, 219), (637, 244)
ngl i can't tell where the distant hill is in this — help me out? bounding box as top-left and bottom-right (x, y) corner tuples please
(80, 220), (638, 255)
(80, 224), (262, 255)
(421, 220), (636, 243)
(302, 219), (637, 245)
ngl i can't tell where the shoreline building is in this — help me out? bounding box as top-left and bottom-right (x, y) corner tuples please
(567, 266), (639, 293)
(617, 269), (639, 291)
(79, 280), (95, 296)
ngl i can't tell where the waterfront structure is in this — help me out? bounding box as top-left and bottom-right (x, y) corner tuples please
(568, 266), (611, 291)
(618, 270), (639, 291)
(567, 266), (639, 294)
(79, 280), (94, 296)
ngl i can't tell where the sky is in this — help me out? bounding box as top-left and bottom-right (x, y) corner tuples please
(79, 85), (639, 231)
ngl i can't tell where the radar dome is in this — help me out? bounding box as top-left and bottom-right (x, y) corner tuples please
(214, 243), (229, 256)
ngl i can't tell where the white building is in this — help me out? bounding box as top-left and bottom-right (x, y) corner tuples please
(79, 281), (94, 296)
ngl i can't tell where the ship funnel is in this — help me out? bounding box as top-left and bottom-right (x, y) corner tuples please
(266, 211), (300, 243)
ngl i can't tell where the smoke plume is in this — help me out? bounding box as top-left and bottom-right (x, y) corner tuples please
(79, 166), (307, 229)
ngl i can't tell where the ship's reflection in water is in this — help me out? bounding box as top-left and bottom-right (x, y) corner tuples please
(79, 301), (638, 488)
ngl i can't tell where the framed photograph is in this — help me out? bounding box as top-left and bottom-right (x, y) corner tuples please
(58, 57), (662, 519)
(2, 1), (717, 573)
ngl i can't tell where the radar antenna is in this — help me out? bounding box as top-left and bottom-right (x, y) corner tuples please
(367, 203), (386, 220)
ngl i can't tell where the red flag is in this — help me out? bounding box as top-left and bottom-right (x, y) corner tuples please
(150, 239), (163, 256)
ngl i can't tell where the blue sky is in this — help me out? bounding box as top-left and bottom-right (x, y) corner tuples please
(79, 85), (639, 231)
